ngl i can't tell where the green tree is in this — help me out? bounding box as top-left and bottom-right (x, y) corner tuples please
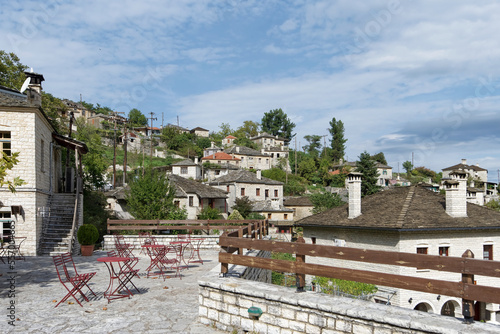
(228, 209), (244, 220)
(235, 120), (260, 138)
(0, 51), (28, 89)
(83, 189), (112, 243)
(370, 152), (387, 165)
(303, 135), (322, 158)
(261, 108), (295, 140)
(309, 192), (344, 214)
(357, 151), (380, 196)
(402, 161), (413, 174)
(198, 206), (222, 220)
(42, 92), (68, 134)
(75, 118), (108, 190)
(298, 157), (317, 181)
(0, 152), (26, 192)
(232, 196), (253, 218)
(128, 108), (147, 127)
(126, 170), (177, 219)
(328, 118), (347, 163)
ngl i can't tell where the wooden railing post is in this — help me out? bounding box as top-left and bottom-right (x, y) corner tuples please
(462, 249), (475, 323)
(220, 231), (229, 276)
(296, 236), (306, 292)
(238, 228), (243, 255)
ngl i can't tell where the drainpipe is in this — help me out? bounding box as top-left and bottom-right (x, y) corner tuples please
(49, 142), (53, 195)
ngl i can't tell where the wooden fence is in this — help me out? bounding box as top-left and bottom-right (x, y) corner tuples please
(106, 218), (268, 235)
(219, 226), (500, 320)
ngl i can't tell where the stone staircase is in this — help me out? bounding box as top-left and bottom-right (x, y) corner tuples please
(39, 193), (78, 256)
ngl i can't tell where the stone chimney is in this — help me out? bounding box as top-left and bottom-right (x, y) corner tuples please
(256, 170), (262, 180)
(236, 146), (240, 153)
(461, 158), (467, 165)
(194, 157), (199, 164)
(444, 170), (467, 218)
(348, 172), (362, 219)
(24, 70), (44, 107)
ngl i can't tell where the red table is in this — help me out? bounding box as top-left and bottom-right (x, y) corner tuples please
(170, 241), (192, 269)
(97, 256), (134, 303)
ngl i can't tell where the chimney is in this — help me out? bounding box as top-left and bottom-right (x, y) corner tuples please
(348, 172), (362, 219)
(461, 158), (467, 165)
(256, 170), (262, 180)
(236, 146), (240, 153)
(24, 70), (44, 107)
(339, 158), (343, 165)
(194, 157), (199, 164)
(444, 170), (467, 218)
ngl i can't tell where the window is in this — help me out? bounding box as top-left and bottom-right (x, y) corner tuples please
(267, 213), (272, 219)
(383, 170), (387, 175)
(0, 211), (12, 242)
(241, 188), (245, 196)
(258, 158), (261, 163)
(265, 189), (269, 198)
(284, 214), (288, 219)
(274, 189), (278, 197)
(226, 185), (230, 192)
(181, 167), (188, 174)
(189, 196), (194, 206)
(215, 170), (220, 175)
(40, 139), (45, 172)
(311, 237), (316, 244)
(217, 161), (221, 164)
(174, 200), (180, 208)
(439, 246), (449, 256)
(416, 247), (428, 254)
(256, 188), (260, 196)
(266, 159), (269, 164)
(0, 132), (11, 156)
(484, 245), (493, 260)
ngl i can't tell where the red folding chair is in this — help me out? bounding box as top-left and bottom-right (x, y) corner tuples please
(107, 250), (140, 294)
(52, 254), (96, 307)
(114, 235), (135, 258)
(188, 238), (204, 265)
(138, 232), (151, 255)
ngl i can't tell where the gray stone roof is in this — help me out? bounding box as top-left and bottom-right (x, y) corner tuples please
(0, 86), (32, 107)
(250, 132), (287, 142)
(172, 159), (199, 166)
(224, 145), (269, 157)
(442, 162), (488, 172)
(208, 169), (283, 186)
(296, 185), (500, 231)
(251, 200), (294, 213)
(168, 174), (227, 199)
(283, 197), (313, 207)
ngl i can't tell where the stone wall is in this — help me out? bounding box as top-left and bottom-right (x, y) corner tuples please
(103, 234), (221, 250)
(198, 267), (500, 334)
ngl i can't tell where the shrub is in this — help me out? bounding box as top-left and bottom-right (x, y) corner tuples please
(77, 224), (99, 245)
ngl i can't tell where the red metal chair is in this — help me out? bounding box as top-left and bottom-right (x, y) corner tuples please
(114, 235), (135, 258)
(107, 250), (140, 294)
(188, 238), (204, 265)
(52, 254), (96, 307)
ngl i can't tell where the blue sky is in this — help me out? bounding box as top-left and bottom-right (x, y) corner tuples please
(1, 1), (500, 182)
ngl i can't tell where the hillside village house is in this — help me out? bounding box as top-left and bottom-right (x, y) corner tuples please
(224, 146), (271, 170)
(171, 158), (202, 180)
(331, 160), (393, 187)
(0, 72), (87, 256)
(168, 174), (228, 219)
(250, 132), (290, 171)
(201, 152), (240, 168)
(296, 172), (500, 323)
(221, 135), (236, 147)
(190, 126), (209, 137)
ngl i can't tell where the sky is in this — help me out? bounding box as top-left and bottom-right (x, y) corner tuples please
(1, 0), (499, 182)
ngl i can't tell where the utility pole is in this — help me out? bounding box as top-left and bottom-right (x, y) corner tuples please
(295, 137), (297, 176)
(148, 112), (157, 168)
(123, 119), (128, 186)
(321, 134), (327, 158)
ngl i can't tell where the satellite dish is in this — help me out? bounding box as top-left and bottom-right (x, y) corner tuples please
(20, 78), (30, 93)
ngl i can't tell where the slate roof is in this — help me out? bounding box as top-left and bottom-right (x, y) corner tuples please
(172, 159), (198, 166)
(296, 185), (500, 231)
(0, 86), (32, 107)
(332, 161), (392, 169)
(202, 152), (241, 161)
(251, 200), (294, 213)
(224, 145), (269, 157)
(208, 169), (283, 186)
(250, 132), (287, 142)
(442, 162), (487, 172)
(168, 174), (227, 199)
(284, 197), (313, 207)
(191, 127), (209, 132)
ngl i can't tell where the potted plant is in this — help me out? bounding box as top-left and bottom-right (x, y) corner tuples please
(77, 224), (99, 256)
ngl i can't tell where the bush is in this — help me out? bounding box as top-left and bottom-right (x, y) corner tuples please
(198, 206), (222, 220)
(312, 276), (377, 296)
(77, 224), (99, 245)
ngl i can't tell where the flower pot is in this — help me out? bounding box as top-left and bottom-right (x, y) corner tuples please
(80, 244), (95, 256)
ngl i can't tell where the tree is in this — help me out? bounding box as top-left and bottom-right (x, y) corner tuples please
(198, 206), (222, 220)
(328, 118), (347, 163)
(402, 161), (413, 175)
(128, 108), (147, 127)
(356, 151), (380, 196)
(74, 118), (108, 190)
(42, 92), (68, 134)
(126, 170), (177, 219)
(235, 120), (260, 138)
(310, 192), (344, 214)
(232, 196), (253, 218)
(0, 152), (25, 192)
(370, 152), (387, 165)
(303, 135), (322, 158)
(228, 209), (244, 220)
(0, 51), (28, 89)
(261, 108), (295, 140)
(298, 157), (317, 181)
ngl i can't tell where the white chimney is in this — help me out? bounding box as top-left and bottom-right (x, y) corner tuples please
(348, 172), (362, 219)
(256, 170), (262, 180)
(194, 157), (199, 164)
(444, 170), (467, 218)
(461, 158), (467, 165)
(236, 147), (240, 153)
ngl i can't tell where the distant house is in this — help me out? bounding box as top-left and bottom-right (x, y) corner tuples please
(171, 158), (202, 180)
(168, 175), (228, 219)
(296, 172), (500, 322)
(203, 142), (222, 157)
(134, 126), (161, 137)
(283, 197), (314, 221)
(201, 152), (241, 182)
(442, 159), (488, 182)
(190, 127), (209, 137)
(250, 132), (290, 171)
(224, 146), (271, 170)
(222, 135), (236, 147)
(202, 152), (240, 167)
(61, 99), (96, 121)
(163, 124), (190, 134)
(331, 160), (393, 187)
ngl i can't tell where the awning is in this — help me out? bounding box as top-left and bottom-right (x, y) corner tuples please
(52, 133), (89, 154)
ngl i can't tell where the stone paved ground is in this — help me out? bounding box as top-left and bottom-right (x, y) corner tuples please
(0, 250), (228, 333)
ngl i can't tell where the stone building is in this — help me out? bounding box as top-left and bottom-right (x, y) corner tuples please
(0, 72), (87, 256)
(296, 172), (500, 323)
(224, 146), (272, 170)
(171, 158), (202, 180)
